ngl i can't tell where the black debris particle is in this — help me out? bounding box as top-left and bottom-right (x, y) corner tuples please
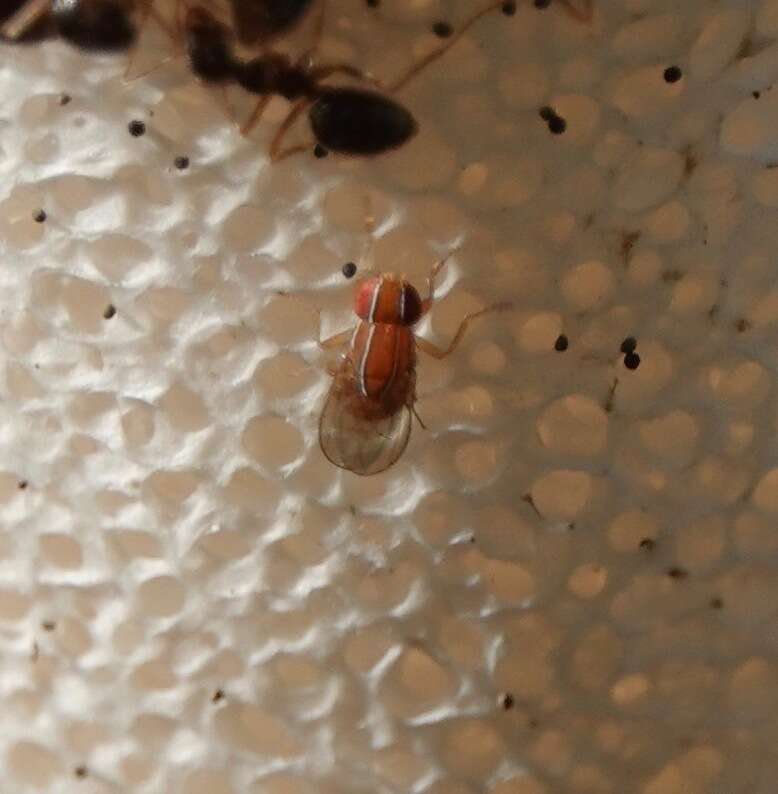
(554, 334), (569, 352)
(735, 318), (750, 332)
(174, 155), (190, 170)
(663, 65), (682, 83)
(212, 688), (225, 702)
(639, 538), (656, 551)
(41, 620), (56, 631)
(432, 20), (453, 37)
(539, 106), (555, 121)
(74, 766), (88, 779)
(620, 336), (637, 355)
(502, 0), (517, 14)
(103, 304), (116, 319)
(624, 351), (641, 370)
(33, 209), (46, 223)
(313, 143), (328, 158)
(366, 0), (380, 6)
(667, 566), (688, 580)
(753, 90), (761, 99)
(18, 480), (28, 490)
(59, 93), (72, 106)
(548, 115), (567, 134)
(128, 119), (146, 137)
(499, 692), (515, 710)
(709, 596), (724, 610)
(342, 261), (357, 279)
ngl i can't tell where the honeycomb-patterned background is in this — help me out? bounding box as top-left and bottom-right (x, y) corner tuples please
(3, 0), (778, 791)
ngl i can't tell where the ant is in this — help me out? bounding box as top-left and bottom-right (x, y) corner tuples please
(0, 0), (170, 52)
(172, 0), (521, 161)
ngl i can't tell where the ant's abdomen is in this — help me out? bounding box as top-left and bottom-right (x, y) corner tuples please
(309, 88), (418, 156)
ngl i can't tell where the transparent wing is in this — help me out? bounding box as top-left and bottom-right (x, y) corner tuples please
(318, 368), (412, 477)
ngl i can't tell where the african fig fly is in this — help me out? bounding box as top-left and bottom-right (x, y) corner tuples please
(319, 245), (511, 476)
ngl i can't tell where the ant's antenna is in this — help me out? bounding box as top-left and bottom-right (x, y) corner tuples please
(386, 0), (514, 94)
(1, 0), (48, 40)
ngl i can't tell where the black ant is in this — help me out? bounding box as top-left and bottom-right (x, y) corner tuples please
(228, 0), (316, 47)
(173, 0), (521, 161)
(0, 0), (161, 52)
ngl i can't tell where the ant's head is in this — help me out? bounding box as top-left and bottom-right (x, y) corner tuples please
(52, 0), (136, 51)
(354, 274), (423, 326)
(309, 88), (418, 157)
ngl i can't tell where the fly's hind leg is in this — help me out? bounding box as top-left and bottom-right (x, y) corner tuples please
(420, 251), (457, 315)
(416, 302), (512, 359)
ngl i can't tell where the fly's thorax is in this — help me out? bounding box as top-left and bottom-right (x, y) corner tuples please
(354, 275), (423, 325)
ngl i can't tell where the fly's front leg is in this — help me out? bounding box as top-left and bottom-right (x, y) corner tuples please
(319, 328), (353, 349)
(421, 252), (456, 315)
(417, 302), (512, 358)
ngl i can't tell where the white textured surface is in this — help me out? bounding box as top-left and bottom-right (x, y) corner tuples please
(2, 0), (778, 792)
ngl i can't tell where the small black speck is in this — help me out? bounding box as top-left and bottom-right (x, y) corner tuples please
(174, 155), (189, 170)
(212, 688), (225, 702)
(528, 717), (540, 729)
(502, 0), (517, 14)
(41, 620), (56, 631)
(534, 0), (552, 8)
(59, 93), (71, 106)
(667, 566), (688, 580)
(18, 480), (28, 490)
(753, 90), (761, 99)
(128, 119), (146, 137)
(639, 538), (655, 551)
(33, 209), (46, 223)
(663, 65), (683, 83)
(103, 304), (116, 320)
(735, 318), (750, 332)
(342, 261), (357, 279)
(499, 692), (515, 710)
(554, 334), (569, 352)
(539, 105), (555, 121)
(620, 336), (637, 355)
(624, 351), (641, 370)
(366, 0), (380, 8)
(313, 143), (328, 158)
(548, 115), (567, 134)
(432, 20), (453, 37)
(709, 596), (724, 609)
(74, 765), (87, 779)
(469, 535), (476, 544)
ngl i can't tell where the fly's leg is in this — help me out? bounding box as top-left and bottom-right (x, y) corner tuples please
(319, 328), (353, 349)
(416, 302), (512, 358)
(420, 252), (456, 315)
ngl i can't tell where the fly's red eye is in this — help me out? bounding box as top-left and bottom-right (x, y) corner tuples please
(400, 284), (422, 325)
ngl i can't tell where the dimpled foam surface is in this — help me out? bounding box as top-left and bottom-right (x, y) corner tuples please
(2, 0), (778, 791)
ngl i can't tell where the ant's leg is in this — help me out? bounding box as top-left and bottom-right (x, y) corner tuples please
(309, 62), (382, 89)
(386, 0), (508, 94)
(416, 302), (512, 359)
(558, 0), (594, 23)
(240, 95), (272, 136)
(0, 0), (49, 40)
(299, 0), (327, 65)
(269, 99), (313, 161)
(123, 0), (183, 82)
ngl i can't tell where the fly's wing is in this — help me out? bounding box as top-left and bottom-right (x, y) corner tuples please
(319, 369), (412, 477)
